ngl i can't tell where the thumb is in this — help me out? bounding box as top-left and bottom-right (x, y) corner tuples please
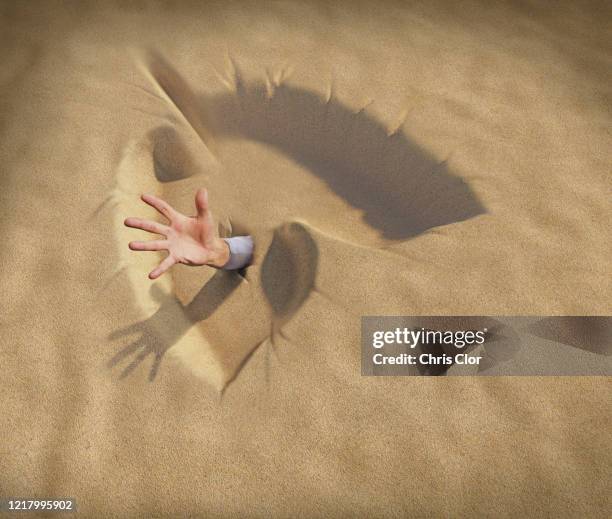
(195, 188), (209, 216)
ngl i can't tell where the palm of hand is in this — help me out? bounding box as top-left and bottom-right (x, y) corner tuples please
(125, 188), (227, 279)
(167, 212), (214, 266)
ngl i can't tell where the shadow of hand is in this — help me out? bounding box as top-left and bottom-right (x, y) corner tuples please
(108, 290), (190, 381)
(108, 270), (243, 382)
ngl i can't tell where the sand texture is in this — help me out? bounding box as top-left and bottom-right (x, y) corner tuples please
(1, 1), (611, 517)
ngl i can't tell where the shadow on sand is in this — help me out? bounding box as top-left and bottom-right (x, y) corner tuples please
(108, 270), (242, 381)
(526, 316), (611, 356)
(109, 52), (486, 386)
(198, 78), (485, 240)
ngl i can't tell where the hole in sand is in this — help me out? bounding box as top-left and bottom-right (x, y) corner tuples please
(149, 125), (199, 182)
(261, 221), (318, 325)
(108, 52), (486, 391)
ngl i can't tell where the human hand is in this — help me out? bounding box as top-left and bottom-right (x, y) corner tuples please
(124, 189), (230, 279)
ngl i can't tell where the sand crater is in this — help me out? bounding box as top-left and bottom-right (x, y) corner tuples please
(107, 52), (485, 390)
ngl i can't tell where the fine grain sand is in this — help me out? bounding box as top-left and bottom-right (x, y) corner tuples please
(1, 1), (611, 517)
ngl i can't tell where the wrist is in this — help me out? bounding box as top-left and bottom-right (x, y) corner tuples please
(206, 237), (231, 268)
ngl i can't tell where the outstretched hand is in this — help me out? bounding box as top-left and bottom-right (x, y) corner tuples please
(125, 188), (230, 279)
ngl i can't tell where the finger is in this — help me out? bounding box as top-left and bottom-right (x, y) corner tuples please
(129, 240), (169, 252)
(141, 193), (179, 221)
(124, 217), (169, 236)
(149, 353), (163, 382)
(108, 321), (141, 341)
(120, 346), (151, 379)
(195, 188), (209, 217)
(108, 337), (146, 368)
(149, 255), (177, 280)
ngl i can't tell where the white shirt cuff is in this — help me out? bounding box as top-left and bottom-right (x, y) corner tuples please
(221, 236), (254, 270)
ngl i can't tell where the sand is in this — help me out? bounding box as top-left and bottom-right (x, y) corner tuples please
(1, 1), (611, 517)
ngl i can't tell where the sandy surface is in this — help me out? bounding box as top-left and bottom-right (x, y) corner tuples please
(1, 1), (611, 517)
